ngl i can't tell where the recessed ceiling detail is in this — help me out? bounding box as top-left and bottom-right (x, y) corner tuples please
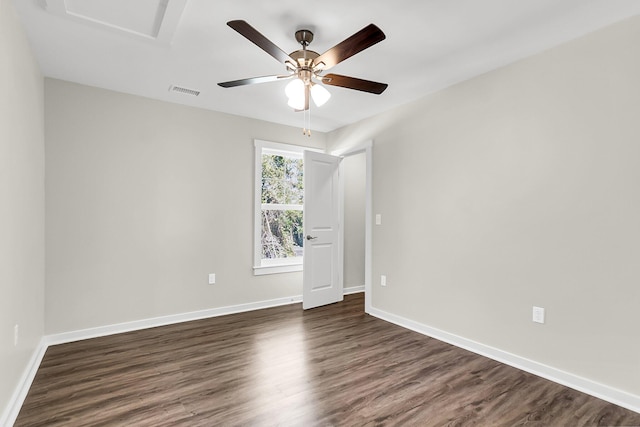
(45, 0), (187, 43)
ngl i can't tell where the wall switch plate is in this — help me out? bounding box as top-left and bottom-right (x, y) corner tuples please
(14, 324), (19, 346)
(381, 275), (387, 286)
(532, 306), (545, 324)
(375, 214), (382, 225)
(208, 273), (216, 285)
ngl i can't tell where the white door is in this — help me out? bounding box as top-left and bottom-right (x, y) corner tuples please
(303, 151), (342, 309)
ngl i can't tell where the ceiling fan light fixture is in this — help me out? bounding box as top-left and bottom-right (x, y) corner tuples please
(311, 83), (331, 107)
(286, 79), (307, 110)
(287, 96), (305, 111)
(285, 78), (304, 99)
(286, 78), (306, 110)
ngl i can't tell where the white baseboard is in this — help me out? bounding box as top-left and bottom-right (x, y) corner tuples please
(3, 288), (362, 425)
(46, 287), (362, 346)
(1, 337), (48, 427)
(368, 306), (640, 415)
(2, 294), (304, 426)
(45, 294), (304, 346)
(343, 285), (365, 295)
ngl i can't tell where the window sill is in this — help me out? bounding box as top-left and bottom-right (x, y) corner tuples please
(253, 264), (303, 276)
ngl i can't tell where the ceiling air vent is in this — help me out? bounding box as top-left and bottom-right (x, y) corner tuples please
(169, 85), (200, 97)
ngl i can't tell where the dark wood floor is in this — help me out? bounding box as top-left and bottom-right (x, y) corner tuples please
(15, 293), (640, 426)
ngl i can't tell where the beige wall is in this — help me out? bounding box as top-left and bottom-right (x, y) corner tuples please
(328, 16), (640, 397)
(0, 0), (45, 416)
(45, 79), (326, 334)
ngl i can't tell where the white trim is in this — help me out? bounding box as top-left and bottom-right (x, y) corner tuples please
(368, 306), (640, 415)
(254, 252), (303, 275)
(46, 295), (303, 346)
(254, 140), (263, 272)
(254, 139), (320, 276)
(330, 140), (373, 157)
(263, 147), (303, 159)
(343, 285), (365, 295)
(1, 337), (48, 427)
(364, 145), (373, 314)
(45, 286), (360, 347)
(334, 141), (373, 313)
(259, 256), (303, 267)
(253, 263), (302, 275)
(254, 139), (318, 154)
(338, 158), (345, 294)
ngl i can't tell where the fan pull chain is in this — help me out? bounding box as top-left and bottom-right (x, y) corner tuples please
(302, 108), (307, 137)
(307, 99), (311, 137)
(303, 89), (311, 137)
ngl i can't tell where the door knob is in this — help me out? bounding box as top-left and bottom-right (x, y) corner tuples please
(306, 235), (317, 240)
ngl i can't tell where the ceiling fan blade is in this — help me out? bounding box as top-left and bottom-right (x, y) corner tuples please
(227, 20), (294, 65)
(218, 74), (292, 88)
(321, 74), (388, 94)
(313, 24), (385, 70)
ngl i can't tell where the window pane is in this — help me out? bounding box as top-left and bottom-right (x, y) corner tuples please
(261, 209), (303, 259)
(261, 154), (303, 205)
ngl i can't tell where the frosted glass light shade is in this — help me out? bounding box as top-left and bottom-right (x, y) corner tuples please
(287, 96), (305, 110)
(285, 78), (305, 102)
(311, 84), (331, 107)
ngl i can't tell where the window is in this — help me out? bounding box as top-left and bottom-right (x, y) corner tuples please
(254, 140), (310, 275)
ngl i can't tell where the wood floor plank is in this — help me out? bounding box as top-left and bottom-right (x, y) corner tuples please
(15, 294), (640, 426)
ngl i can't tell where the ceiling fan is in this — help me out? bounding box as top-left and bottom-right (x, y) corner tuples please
(218, 20), (388, 112)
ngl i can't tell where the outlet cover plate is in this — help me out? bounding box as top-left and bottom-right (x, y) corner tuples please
(532, 306), (545, 324)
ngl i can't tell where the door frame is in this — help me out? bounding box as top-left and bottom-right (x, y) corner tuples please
(333, 140), (373, 313)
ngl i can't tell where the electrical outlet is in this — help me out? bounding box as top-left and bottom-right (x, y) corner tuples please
(381, 275), (387, 287)
(375, 214), (382, 225)
(208, 273), (216, 285)
(532, 306), (545, 324)
(14, 324), (19, 346)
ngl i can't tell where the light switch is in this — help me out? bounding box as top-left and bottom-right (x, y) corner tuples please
(532, 306), (545, 324)
(375, 214), (382, 225)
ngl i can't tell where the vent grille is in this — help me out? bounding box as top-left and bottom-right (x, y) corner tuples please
(169, 85), (200, 97)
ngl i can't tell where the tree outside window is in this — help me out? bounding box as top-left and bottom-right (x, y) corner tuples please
(260, 151), (304, 262)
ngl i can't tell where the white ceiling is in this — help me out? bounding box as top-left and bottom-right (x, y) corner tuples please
(13, 0), (640, 132)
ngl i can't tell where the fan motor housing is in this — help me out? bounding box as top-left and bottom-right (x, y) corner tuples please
(295, 29), (314, 46)
(289, 49), (319, 68)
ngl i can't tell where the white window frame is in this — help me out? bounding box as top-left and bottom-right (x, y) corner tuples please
(254, 140), (320, 275)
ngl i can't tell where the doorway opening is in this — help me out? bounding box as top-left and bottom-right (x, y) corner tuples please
(336, 141), (373, 313)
